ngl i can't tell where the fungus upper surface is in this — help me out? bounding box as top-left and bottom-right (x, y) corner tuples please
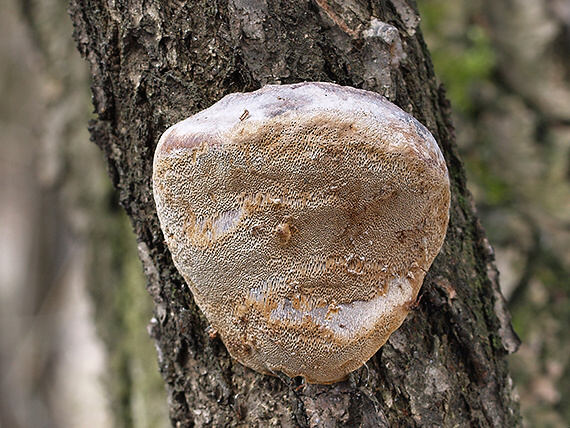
(153, 82), (450, 384)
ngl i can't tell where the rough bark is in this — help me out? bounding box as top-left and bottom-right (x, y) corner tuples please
(69, 0), (521, 426)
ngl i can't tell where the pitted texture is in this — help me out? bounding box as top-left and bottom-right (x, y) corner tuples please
(153, 82), (450, 384)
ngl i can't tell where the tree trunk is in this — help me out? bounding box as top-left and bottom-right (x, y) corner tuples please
(69, 0), (521, 426)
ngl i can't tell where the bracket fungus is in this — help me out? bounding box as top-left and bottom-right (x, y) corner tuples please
(153, 82), (450, 384)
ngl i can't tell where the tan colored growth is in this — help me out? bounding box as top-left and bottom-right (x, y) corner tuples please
(153, 82), (450, 384)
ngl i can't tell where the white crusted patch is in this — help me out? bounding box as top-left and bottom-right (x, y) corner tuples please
(268, 276), (414, 340)
(362, 18), (406, 67)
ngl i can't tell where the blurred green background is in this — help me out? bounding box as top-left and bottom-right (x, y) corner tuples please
(419, 1), (570, 426)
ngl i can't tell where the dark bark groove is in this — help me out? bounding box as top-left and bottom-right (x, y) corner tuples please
(69, 0), (521, 426)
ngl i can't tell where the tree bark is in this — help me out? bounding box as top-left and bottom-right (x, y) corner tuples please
(69, 0), (521, 426)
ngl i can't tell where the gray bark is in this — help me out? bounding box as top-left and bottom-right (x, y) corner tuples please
(69, 0), (521, 426)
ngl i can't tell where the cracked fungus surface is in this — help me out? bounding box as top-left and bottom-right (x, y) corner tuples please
(153, 82), (450, 384)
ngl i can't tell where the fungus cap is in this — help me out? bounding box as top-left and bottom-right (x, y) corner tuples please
(153, 82), (450, 384)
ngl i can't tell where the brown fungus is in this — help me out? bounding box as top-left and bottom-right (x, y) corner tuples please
(152, 82), (450, 384)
